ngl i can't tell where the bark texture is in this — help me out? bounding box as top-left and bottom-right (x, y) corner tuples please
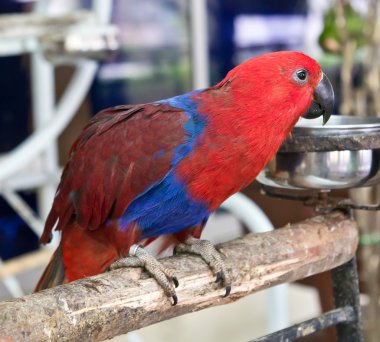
(0, 212), (358, 342)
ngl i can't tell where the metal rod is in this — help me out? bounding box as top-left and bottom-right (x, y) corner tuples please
(2, 190), (44, 236)
(331, 258), (364, 342)
(190, 0), (210, 89)
(0, 0), (114, 184)
(261, 185), (380, 212)
(250, 306), (355, 341)
(30, 51), (58, 221)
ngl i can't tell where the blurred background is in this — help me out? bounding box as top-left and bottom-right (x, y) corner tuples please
(0, 0), (379, 341)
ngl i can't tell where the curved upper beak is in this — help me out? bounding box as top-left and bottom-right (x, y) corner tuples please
(303, 73), (334, 125)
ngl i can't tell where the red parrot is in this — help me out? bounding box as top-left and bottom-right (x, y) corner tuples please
(35, 51), (333, 304)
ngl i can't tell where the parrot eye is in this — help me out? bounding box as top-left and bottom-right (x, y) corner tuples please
(293, 68), (308, 84)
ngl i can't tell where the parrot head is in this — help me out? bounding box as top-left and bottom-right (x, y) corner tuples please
(222, 51), (334, 127)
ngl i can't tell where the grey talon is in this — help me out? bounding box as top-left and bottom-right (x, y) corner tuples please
(223, 285), (231, 298)
(173, 276), (179, 288)
(109, 245), (179, 304)
(215, 270), (223, 283)
(174, 237), (232, 298)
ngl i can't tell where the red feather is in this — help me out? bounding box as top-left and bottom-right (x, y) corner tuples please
(41, 104), (188, 243)
(176, 52), (322, 208)
(37, 103), (189, 287)
(36, 51), (325, 290)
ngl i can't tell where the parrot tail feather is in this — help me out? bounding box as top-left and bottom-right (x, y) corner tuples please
(34, 245), (66, 292)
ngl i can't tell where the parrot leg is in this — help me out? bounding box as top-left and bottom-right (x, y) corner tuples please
(174, 238), (231, 297)
(109, 244), (179, 305)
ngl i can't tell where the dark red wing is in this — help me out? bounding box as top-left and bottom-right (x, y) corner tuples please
(41, 103), (188, 243)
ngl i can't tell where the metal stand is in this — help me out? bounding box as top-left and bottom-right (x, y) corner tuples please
(250, 258), (363, 341)
(332, 258), (363, 341)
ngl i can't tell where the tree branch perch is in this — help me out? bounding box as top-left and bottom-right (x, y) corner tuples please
(0, 212), (358, 342)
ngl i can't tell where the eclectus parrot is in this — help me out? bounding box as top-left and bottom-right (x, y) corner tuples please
(35, 51), (334, 304)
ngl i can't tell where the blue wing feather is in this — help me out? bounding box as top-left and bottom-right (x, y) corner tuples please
(119, 90), (211, 238)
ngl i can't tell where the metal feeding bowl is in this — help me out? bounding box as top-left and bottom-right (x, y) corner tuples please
(257, 115), (380, 190)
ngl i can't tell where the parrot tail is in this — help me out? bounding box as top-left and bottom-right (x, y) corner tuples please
(35, 221), (129, 292)
(34, 245), (66, 292)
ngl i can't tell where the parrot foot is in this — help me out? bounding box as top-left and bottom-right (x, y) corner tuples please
(174, 238), (231, 297)
(109, 244), (179, 306)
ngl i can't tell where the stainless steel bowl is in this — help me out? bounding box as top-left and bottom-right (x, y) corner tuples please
(257, 116), (380, 190)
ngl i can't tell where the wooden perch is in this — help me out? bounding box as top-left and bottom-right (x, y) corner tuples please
(0, 212), (358, 342)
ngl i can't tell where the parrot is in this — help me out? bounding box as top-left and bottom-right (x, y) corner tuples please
(35, 51), (334, 305)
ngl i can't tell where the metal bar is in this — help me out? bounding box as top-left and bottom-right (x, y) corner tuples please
(250, 306), (354, 342)
(190, 0), (210, 89)
(336, 200), (380, 211)
(0, 60), (97, 186)
(331, 258), (364, 342)
(30, 51), (58, 221)
(0, 0), (114, 184)
(2, 190), (44, 236)
(261, 185), (380, 212)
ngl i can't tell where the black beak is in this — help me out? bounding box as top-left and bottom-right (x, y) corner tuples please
(303, 73), (334, 125)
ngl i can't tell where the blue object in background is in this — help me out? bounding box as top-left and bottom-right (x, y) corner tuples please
(0, 215), (39, 261)
(0, 1), (39, 260)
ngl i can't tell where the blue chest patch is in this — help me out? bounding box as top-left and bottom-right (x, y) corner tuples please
(118, 90), (210, 238)
(120, 173), (210, 238)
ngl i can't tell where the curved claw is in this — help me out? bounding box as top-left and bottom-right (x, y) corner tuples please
(171, 294), (178, 306)
(175, 238), (232, 298)
(172, 276), (179, 288)
(112, 246), (180, 304)
(215, 270), (223, 284)
(223, 285), (231, 298)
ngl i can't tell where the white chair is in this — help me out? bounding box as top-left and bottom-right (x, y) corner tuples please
(0, 0), (115, 297)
